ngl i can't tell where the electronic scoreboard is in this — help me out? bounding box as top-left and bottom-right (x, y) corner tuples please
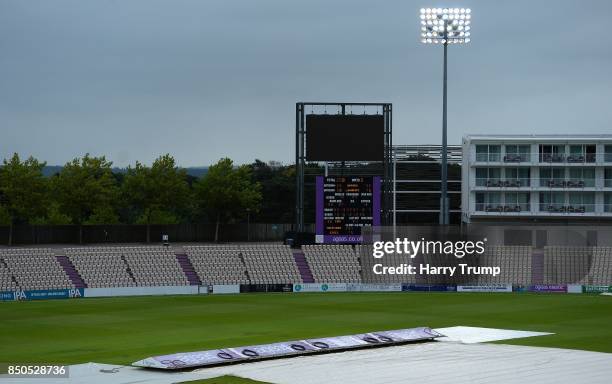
(315, 176), (381, 244)
(305, 114), (384, 161)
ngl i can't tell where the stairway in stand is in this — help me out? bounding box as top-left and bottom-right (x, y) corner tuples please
(532, 249), (544, 285)
(56, 254), (87, 289)
(292, 249), (314, 283)
(175, 251), (202, 285)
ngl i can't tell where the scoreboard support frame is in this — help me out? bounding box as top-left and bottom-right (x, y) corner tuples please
(295, 102), (392, 232)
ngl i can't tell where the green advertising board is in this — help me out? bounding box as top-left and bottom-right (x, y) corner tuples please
(582, 285), (612, 293)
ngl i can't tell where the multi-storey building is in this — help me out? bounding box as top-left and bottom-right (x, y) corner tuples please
(462, 135), (612, 223)
(393, 145), (462, 225)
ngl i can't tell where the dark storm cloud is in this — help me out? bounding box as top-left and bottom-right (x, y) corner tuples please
(1, 0), (611, 167)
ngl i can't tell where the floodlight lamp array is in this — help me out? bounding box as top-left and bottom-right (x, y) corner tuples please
(419, 8), (471, 44)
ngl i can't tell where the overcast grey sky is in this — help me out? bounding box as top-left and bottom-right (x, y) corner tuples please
(1, 0), (611, 167)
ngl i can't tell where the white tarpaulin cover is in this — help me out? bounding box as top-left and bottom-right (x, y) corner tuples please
(434, 326), (553, 343)
(200, 340), (612, 384)
(4, 327), (611, 384)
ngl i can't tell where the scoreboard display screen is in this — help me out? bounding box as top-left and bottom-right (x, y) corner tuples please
(305, 114), (384, 161)
(315, 176), (381, 244)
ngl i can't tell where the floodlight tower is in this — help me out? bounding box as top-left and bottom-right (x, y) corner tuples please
(419, 7), (471, 225)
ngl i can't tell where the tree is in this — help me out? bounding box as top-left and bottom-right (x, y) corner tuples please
(194, 158), (262, 242)
(51, 154), (119, 242)
(249, 160), (295, 223)
(31, 202), (72, 225)
(0, 153), (48, 245)
(122, 154), (191, 242)
(0, 205), (12, 226)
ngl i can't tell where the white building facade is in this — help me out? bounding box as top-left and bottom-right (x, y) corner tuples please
(462, 135), (612, 223)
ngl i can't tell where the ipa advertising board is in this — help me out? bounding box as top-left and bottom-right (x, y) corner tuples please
(315, 176), (381, 244)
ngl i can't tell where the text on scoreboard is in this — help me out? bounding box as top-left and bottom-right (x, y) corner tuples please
(315, 176), (381, 243)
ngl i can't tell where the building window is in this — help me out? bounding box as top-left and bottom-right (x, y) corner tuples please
(539, 144), (565, 163)
(568, 144), (596, 163)
(540, 168), (565, 187)
(476, 192), (484, 210)
(475, 168), (487, 186)
(504, 145), (530, 162)
(605, 193), (612, 213)
(475, 167), (501, 187)
(605, 169), (612, 188)
(505, 168), (530, 187)
(475, 145), (501, 162)
(540, 192), (565, 212)
(475, 192), (501, 212)
(568, 192), (595, 212)
(504, 192), (530, 212)
(605, 145), (612, 163)
(568, 168), (595, 187)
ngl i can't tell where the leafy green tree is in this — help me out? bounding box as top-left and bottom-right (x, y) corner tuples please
(248, 160), (323, 224)
(0, 205), (12, 226)
(194, 158), (262, 242)
(122, 154), (191, 242)
(51, 154), (120, 242)
(84, 206), (121, 225)
(31, 202), (72, 225)
(0, 153), (48, 244)
(249, 160), (295, 223)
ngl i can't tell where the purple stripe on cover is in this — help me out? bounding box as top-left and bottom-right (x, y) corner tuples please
(232, 341), (316, 358)
(133, 326), (442, 370)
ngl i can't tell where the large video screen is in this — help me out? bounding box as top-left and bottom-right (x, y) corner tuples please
(315, 176), (381, 244)
(305, 114), (384, 161)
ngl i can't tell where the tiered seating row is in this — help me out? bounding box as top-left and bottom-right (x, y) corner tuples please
(1, 244), (612, 291)
(66, 247), (136, 288)
(544, 247), (612, 285)
(0, 262), (16, 291)
(590, 248), (612, 285)
(185, 245), (249, 285)
(241, 244), (302, 284)
(357, 244), (415, 284)
(185, 244), (303, 284)
(66, 246), (188, 288)
(477, 246), (532, 285)
(0, 248), (73, 291)
(123, 247), (188, 287)
(304, 245), (361, 283)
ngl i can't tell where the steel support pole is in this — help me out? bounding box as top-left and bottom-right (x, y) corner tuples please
(393, 154), (397, 238)
(299, 105), (305, 231)
(440, 38), (449, 225)
(295, 103), (304, 232)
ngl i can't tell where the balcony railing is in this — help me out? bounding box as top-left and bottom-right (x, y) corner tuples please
(539, 178), (596, 188)
(538, 204), (596, 213)
(503, 153), (531, 163)
(475, 203), (608, 214)
(473, 152), (612, 164)
(567, 153), (597, 163)
(475, 178), (530, 187)
(475, 203), (530, 213)
(475, 153), (501, 162)
(605, 179), (612, 188)
(539, 153), (566, 163)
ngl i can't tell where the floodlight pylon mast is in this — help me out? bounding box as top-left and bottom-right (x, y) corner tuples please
(441, 22), (449, 225)
(419, 7), (471, 225)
